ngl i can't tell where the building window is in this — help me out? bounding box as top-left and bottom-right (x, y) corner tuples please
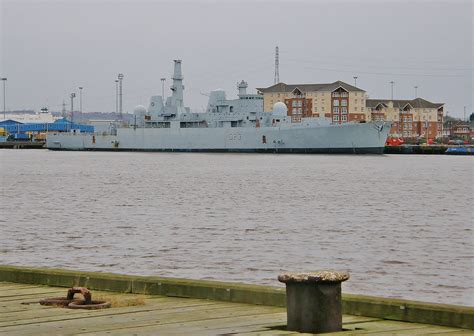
(333, 100), (339, 106)
(341, 115), (347, 121)
(341, 99), (347, 106)
(333, 107), (339, 113)
(354, 107), (358, 111)
(333, 115), (339, 121)
(314, 107), (318, 112)
(341, 92), (348, 97)
(321, 107), (325, 111)
(332, 92), (340, 97)
(298, 101), (302, 107)
(292, 101), (297, 107)
(341, 107), (347, 114)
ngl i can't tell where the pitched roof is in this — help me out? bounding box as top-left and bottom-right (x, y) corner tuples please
(256, 80), (365, 93)
(366, 98), (444, 109)
(451, 121), (470, 128)
(0, 119), (23, 125)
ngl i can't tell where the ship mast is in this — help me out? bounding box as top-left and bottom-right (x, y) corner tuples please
(170, 60), (185, 114)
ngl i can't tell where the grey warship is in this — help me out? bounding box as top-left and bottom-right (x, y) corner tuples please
(47, 60), (390, 153)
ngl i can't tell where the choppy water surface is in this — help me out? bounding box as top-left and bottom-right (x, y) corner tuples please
(0, 150), (472, 306)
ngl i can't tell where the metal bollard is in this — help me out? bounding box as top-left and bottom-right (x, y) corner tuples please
(278, 271), (350, 333)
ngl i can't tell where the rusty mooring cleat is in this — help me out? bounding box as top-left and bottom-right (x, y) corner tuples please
(39, 287), (110, 309)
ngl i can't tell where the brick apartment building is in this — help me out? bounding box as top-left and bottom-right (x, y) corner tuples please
(257, 81), (366, 123)
(450, 122), (471, 140)
(365, 98), (444, 139)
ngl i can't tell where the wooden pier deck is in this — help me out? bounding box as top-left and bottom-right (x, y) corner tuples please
(1, 282), (471, 335)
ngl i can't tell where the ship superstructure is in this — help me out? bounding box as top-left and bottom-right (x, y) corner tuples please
(47, 60), (390, 153)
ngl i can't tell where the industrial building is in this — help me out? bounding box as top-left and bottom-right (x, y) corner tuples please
(0, 118), (94, 142)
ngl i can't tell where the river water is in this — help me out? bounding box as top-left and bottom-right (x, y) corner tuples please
(0, 150), (472, 306)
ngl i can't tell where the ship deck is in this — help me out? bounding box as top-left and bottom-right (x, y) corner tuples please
(1, 282), (471, 335)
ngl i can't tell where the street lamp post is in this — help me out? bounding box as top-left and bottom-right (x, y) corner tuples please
(70, 93), (76, 124)
(79, 87), (83, 115)
(414, 86), (418, 98)
(390, 81), (394, 100)
(118, 73), (124, 120)
(353, 76), (358, 87)
(1, 78), (7, 120)
(115, 79), (119, 116)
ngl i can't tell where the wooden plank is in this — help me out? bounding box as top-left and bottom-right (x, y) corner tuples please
(428, 332), (474, 335)
(322, 320), (466, 335)
(0, 304), (61, 316)
(0, 298), (225, 328)
(0, 295), (213, 315)
(222, 330), (296, 336)
(0, 292), (70, 305)
(0, 304), (284, 335)
(0, 283), (46, 290)
(76, 312), (288, 336)
(0, 287), (65, 298)
(364, 328), (472, 335)
(342, 315), (382, 324)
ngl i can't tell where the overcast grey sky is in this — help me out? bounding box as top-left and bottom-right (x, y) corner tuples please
(1, 0), (472, 118)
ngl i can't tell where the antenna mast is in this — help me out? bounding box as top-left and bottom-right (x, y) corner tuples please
(274, 46), (279, 84)
(61, 100), (66, 118)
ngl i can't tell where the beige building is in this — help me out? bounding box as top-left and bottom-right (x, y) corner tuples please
(365, 98), (444, 139)
(257, 81), (367, 123)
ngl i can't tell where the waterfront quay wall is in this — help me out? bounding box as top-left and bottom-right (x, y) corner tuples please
(0, 265), (472, 329)
(384, 144), (473, 154)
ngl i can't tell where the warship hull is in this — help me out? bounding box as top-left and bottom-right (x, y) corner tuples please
(46, 122), (390, 154)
